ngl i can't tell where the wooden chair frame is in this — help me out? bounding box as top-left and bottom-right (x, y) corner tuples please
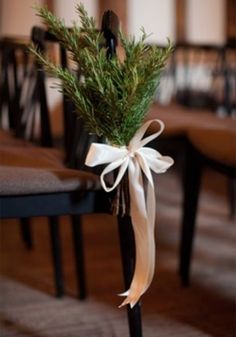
(179, 140), (236, 285)
(0, 20), (143, 336)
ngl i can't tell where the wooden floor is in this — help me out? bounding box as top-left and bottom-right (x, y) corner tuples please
(0, 169), (235, 336)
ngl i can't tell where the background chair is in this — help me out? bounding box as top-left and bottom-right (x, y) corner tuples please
(146, 42), (236, 290)
(149, 43), (225, 152)
(148, 42), (235, 209)
(0, 35), (65, 297)
(0, 37), (46, 252)
(179, 121), (236, 285)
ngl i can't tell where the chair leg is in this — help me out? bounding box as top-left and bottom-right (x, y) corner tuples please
(118, 215), (143, 337)
(71, 214), (87, 300)
(228, 178), (236, 219)
(49, 216), (64, 298)
(179, 143), (203, 286)
(20, 218), (33, 249)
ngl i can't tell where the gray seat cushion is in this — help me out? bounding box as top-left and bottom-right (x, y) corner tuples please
(0, 146), (101, 195)
(0, 145), (64, 168)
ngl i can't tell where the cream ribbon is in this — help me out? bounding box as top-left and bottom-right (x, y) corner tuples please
(85, 119), (174, 308)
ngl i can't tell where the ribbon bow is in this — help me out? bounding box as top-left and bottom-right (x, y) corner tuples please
(85, 119), (174, 308)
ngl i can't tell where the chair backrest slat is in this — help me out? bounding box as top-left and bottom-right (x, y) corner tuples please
(0, 36), (54, 146)
(31, 26), (97, 169)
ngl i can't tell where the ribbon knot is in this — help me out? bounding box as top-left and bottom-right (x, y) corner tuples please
(128, 150), (135, 158)
(85, 119), (174, 308)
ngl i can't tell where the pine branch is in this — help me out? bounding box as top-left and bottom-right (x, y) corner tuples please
(30, 3), (173, 146)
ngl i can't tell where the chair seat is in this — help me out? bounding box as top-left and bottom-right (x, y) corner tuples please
(0, 145), (64, 168)
(0, 146), (101, 195)
(146, 103), (234, 138)
(188, 125), (236, 168)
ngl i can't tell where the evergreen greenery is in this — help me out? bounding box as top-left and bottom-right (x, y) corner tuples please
(30, 3), (172, 146)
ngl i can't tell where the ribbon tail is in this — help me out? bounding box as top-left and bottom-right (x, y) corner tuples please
(118, 160), (156, 309)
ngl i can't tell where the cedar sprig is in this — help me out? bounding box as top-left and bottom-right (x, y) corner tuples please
(30, 3), (173, 145)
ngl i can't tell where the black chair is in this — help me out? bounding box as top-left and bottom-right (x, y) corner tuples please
(179, 122), (236, 286)
(0, 18), (143, 337)
(0, 37), (51, 254)
(147, 43), (236, 290)
(158, 43), (236, 285)
(0, 36), (67, 298)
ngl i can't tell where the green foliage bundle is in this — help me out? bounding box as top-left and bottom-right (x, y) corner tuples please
(30, 3), (172, 146)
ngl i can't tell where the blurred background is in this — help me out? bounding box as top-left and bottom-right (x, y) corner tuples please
(0, 1), (235, 337)
(0, 0), (235, 44)
(1, 0), (235, 129)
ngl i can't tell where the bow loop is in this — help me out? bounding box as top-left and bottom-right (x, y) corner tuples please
(85, 143), (128, 166)
(138, 147), (174, 174)
(129, 119), (165, 150)
(100, 157), (129, 192)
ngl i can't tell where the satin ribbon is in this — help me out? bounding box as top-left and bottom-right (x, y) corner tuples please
(85, 119), (174, 308)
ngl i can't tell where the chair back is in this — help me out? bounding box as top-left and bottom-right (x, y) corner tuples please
(0, 38), (30, 130)
(31, 26), (100, 170)
(31, 11), (119, 170)
(69, 10), (119, 170)
(172, 43), (225, 111)
(0, 36), (54, 147)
